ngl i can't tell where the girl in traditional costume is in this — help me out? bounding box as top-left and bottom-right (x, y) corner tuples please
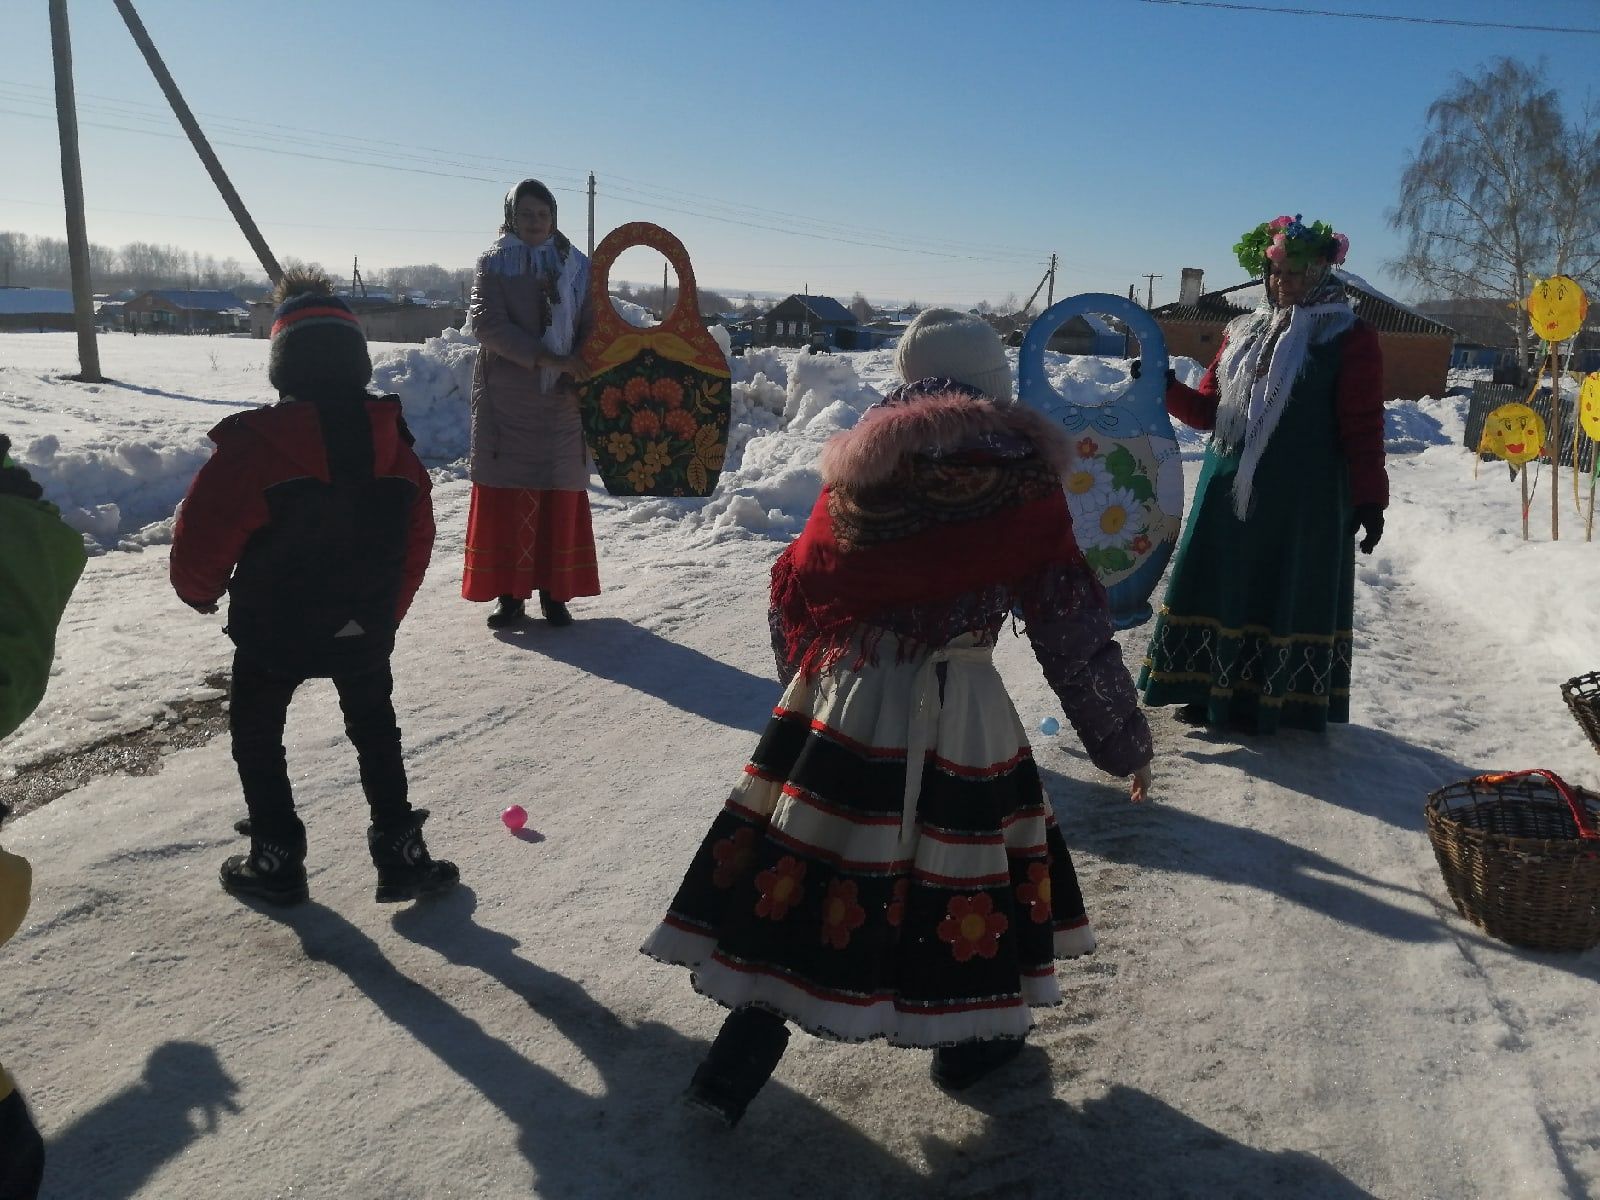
(642, 309), (1153, 1126)
(1139, 215), (1387, 734)
(462, 179), (600, 629)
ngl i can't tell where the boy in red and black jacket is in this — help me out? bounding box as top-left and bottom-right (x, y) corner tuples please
(171, 271), (457, 906)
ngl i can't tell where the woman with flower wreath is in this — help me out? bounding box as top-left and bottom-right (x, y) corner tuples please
(642, 309), (1152, 1127)
(462, 178), (601, 629)
(1139, 214), (1387, 733)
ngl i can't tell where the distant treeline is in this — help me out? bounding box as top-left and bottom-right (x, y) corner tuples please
(1, 231), (753, 313)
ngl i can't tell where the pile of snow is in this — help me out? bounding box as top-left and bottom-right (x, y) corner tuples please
(10, 431), (213, 553)
(371, 328), (479, 469)
(1385, 398), (1457, 455)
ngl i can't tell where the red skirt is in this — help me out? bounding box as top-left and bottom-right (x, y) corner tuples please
(461, 485), (601, 603)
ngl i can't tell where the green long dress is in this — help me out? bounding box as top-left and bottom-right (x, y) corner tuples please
(1138, 337), (1354, 734)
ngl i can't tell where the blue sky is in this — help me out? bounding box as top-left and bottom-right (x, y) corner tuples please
(5, 0), (1600, 308)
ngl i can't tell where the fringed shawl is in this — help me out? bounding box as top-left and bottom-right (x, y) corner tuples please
(1213, 275), (1355, 519)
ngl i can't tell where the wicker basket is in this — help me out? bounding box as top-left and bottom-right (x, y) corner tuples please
(1561, 672), (1600, 757)
(1425, 769), (1600, 952)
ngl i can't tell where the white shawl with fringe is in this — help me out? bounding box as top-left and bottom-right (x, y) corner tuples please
(478, 232), (588, 393)
(1212, 293), (1355, 519)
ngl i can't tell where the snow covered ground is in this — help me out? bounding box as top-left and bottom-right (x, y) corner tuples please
(1, 331), (1597, 1199)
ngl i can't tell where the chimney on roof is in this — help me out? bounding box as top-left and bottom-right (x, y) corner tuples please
(1180, 267), (1204, 307)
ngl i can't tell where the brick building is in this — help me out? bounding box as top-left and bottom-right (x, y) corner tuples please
(1152, 269), (1455, 401)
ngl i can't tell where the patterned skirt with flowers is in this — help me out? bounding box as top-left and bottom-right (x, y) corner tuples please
(640, 632), (1095, 1047)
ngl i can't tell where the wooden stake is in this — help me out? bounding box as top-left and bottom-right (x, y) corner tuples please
(1522, 468), (1530, 541)
(1551, 345), (1563, 541)
(1586, 460), (1596, 542)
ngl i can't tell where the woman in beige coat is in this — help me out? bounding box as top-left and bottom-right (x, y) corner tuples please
(462, 179), (601, 628)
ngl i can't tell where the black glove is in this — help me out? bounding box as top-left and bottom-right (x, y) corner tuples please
(1129, 360), (1177, 387)
(1352, 504), (1384, 554)
(0, 435), (44, 502)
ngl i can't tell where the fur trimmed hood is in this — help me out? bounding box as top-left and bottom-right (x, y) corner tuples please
(819, 384), (1073, 490)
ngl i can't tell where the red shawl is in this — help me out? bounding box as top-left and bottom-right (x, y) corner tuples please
(771, 381), (1087, 678)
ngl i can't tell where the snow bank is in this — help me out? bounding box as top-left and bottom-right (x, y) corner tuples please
(12, 431), (213, 552)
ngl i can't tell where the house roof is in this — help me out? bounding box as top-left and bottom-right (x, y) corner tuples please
(145, 289), (248, 312)
(781, 294), (854, 324)
(1153, 271), (1455, 337)
(0, 288), (74, 316)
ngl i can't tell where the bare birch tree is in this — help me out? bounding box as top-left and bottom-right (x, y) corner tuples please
(1390, 58), (1600, 370)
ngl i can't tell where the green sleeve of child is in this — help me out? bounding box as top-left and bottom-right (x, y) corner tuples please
(0, 492), (88, 740)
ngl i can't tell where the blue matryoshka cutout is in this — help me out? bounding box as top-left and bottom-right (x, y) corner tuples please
(1017, 294), (1183, 629)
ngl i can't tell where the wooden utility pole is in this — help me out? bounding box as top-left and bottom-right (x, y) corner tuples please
(587, 172), (596, 258)
(112, 0), (283, 287)
(1142, 273), (1163, 308)
(49, 0), (102, 382)
(1045, 253), (1057, 308)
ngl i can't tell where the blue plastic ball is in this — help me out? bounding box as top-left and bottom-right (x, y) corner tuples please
(1038, 717), (1061, 736)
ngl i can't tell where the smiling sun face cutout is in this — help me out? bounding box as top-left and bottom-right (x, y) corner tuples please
(1482, 402), (1547, 465)
(1581, 373), (1600, 441)
(1528, 275), (1589, 342)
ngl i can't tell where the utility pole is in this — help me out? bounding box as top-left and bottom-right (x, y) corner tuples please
(49, 0), (102, 382)
(1046, 253), (1058, 308)
(1142, 273), (1163, 308)
(662, 260), (669, 317)
(587, 172), (596, 258)
(112, 0), (283, 286)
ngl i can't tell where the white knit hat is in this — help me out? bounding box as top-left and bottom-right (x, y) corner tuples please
(893, 307), (1013, 402)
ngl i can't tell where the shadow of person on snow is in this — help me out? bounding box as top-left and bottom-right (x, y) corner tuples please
(43, 1041), (241, 1200)
(1041, 732), (1600, 980)
(253, 890), (916, 1198)
(491, 616), (775, 735)
(1166, 719), (1481, 832)
(935, 1052), (1377, 1200)
(234, 889), (1381, 1198)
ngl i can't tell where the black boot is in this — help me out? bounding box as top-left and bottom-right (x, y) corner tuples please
(220, 832), (308, 906)
(486, 595), (526, 629)
(368, 808), (459, 903)
(685, 1006), (790, 1127)
(538, 591), (573, 627)
(1173, 702), (1210, 726)
(930, 1037), (1024, 1091)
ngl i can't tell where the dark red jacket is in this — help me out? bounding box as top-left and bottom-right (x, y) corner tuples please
(171, 391), (434, 677)
(1165, 320), (1388, 509)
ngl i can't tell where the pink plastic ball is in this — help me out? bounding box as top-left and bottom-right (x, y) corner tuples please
(501, 805), (528, 833)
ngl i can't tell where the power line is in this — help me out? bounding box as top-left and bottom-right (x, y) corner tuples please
(1135, 0), (1600, 35)
(0, 78), (1044, 263)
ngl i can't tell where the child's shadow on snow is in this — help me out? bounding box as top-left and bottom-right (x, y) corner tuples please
(256, 889), (1371, 1200)
(251, 890), (918, 1198)
(493, 616), (773, 734)
(43, 1041), (241, 1200)
(936, 1050), (1376, 1199)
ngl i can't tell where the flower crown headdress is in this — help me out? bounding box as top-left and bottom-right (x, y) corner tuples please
(1234, 214), (1348, 275)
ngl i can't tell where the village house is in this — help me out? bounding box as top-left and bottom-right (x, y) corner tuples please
(1152, 268), (1454, 401)
(248, 296), (465, 344)
(761, 293), (854, 349)
(118, 288), (250, 334)
(0, 287), (75, 332)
